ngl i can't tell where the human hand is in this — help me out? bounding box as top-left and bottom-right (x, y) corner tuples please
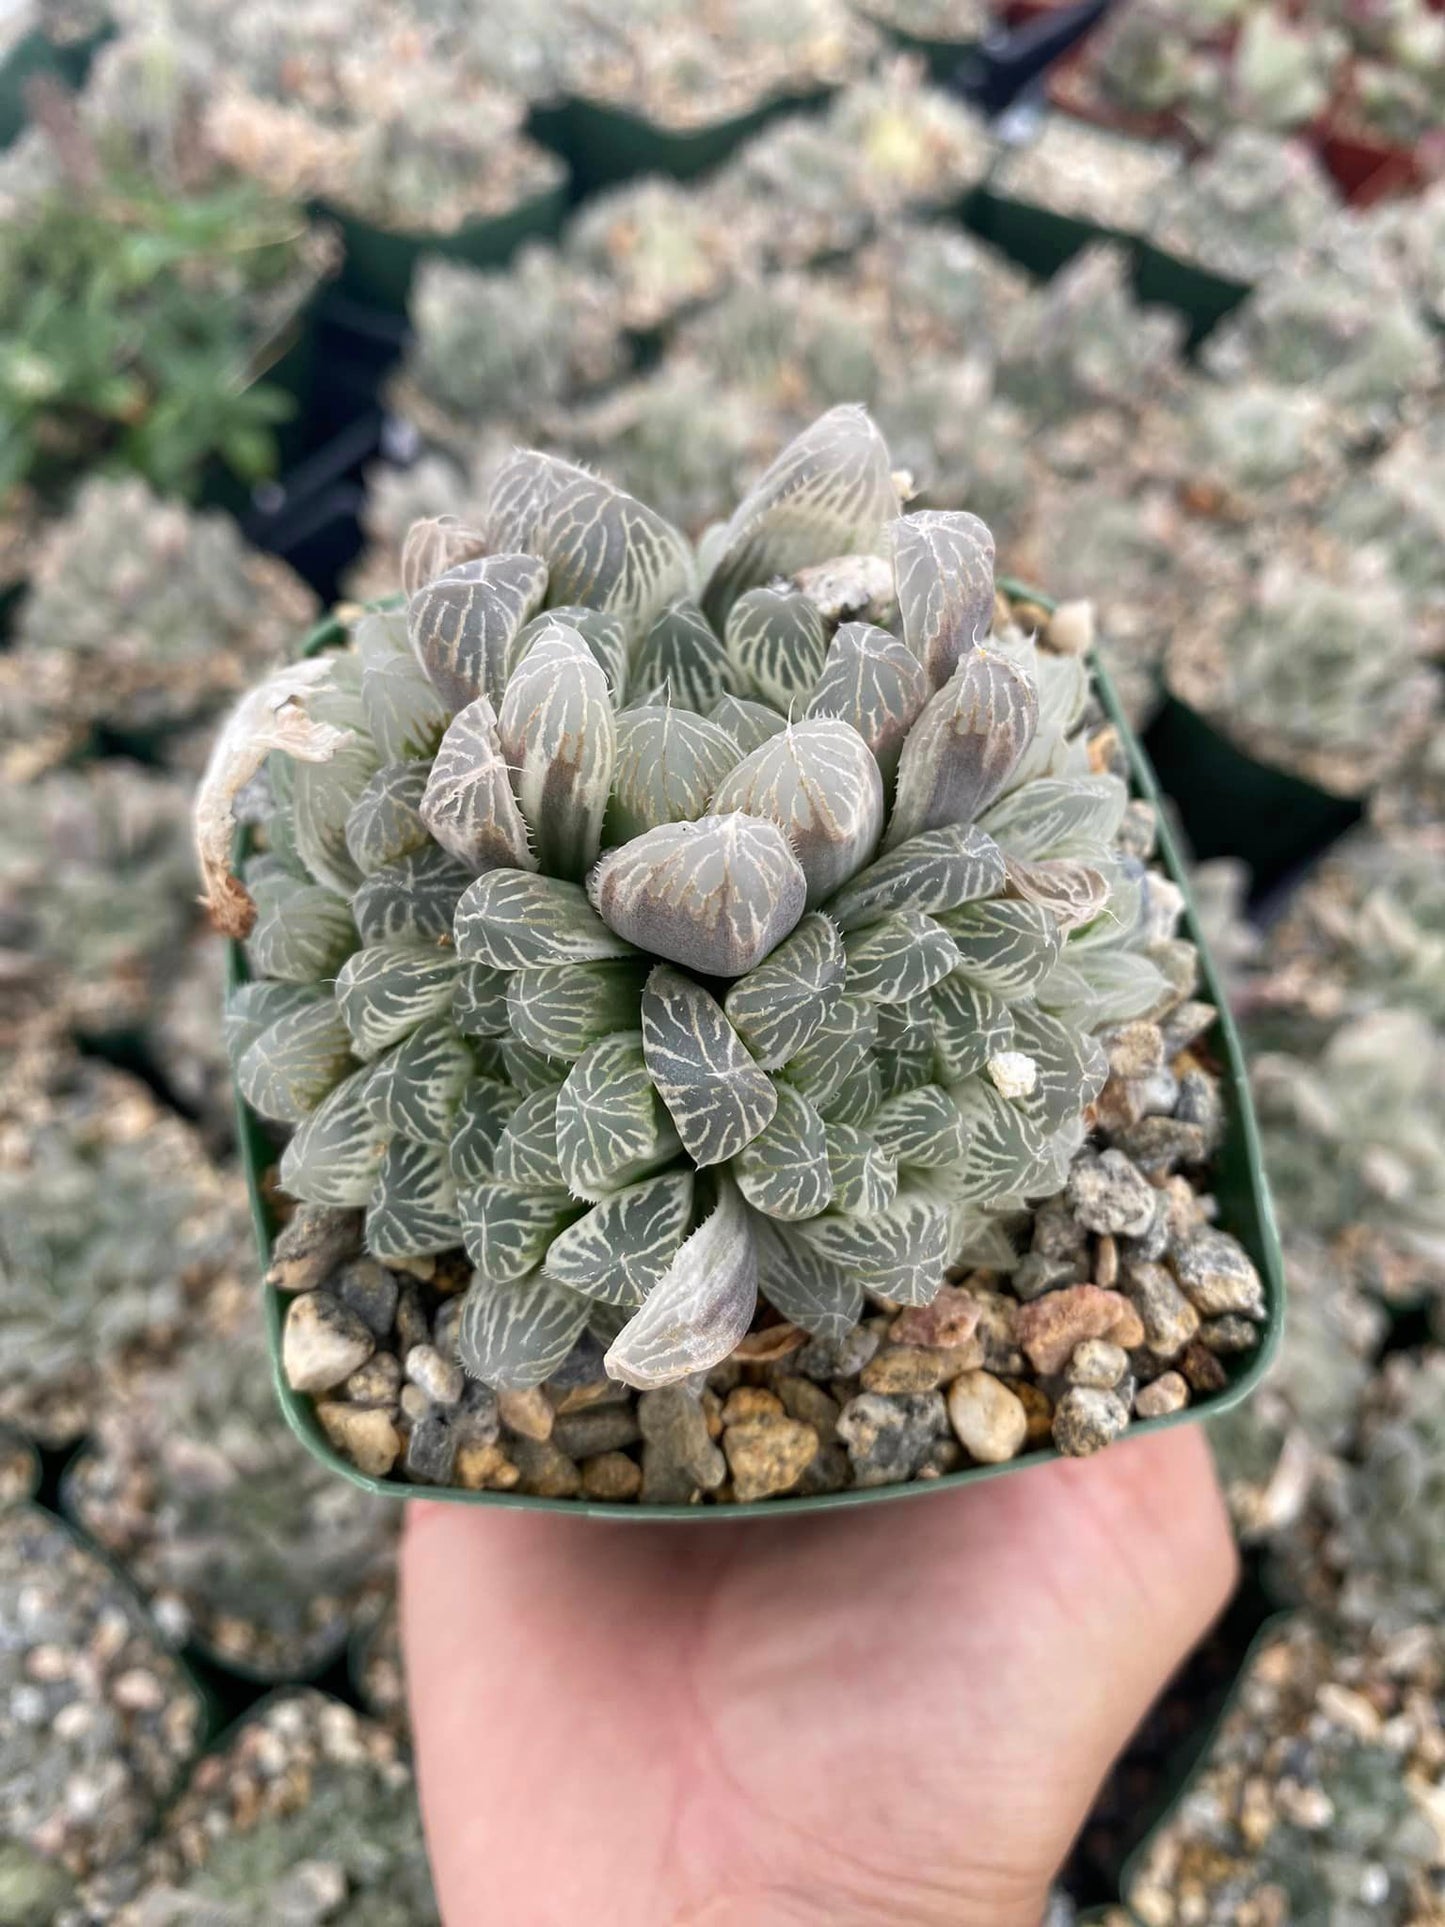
(402, 1424), (1236, 1927)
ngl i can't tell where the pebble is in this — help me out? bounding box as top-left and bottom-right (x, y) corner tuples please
(860, 1345), (960, 1394)
(393, 1283), (431, 1356)
(637, 1387), (726, 1502)
(889, 1283), (984, 1350)
(509, 1439), (582, 1499)
(314, 1404), (400, 1479)
(1172, 1228), (1267, 1318)
(342, 1354), (403, 1407)
(835, 1392), (947, 1487)
(1094, 1233), (1119, 1289)
(1104, 1022), (1165, 1079)
(1052, 1387), (1131, 1457)
(1006, 1379), (1055, 1448)
(1045, 597), (1095, 655)
(265, 1206), (361, 1294)
(546, 1334), (628, 1411)
(947, 1371), (1028, 1463)
(970, 1289), (1025, 1372)
(1067, 1150), (1158, 1237)
(404, 1411), (458, 1485)
(1123, 1260), (1201, 1359)
(1065, 1340), (1130, 1389)
(1031, 1199), (1091, 1268)
(1199, 1314), (1260, 1355)
(453, 1440), (520, 1491)
(774, 1376), (841, 1447)
(1175, 1067), (1225, 1147)
(1179, 1341), (1229, 1395)
(1016, 1285), (1145, 1375)
(720, 1387), (784, 1424)
(333, 1259), (400, 1339)
(1135, 1373), (1190, 1419)
(1159, 999), (1217, 1057)
(916, 1439), (965, 1478)
(792, 1323), (882, 1383)
(724, 1416), (819, 1502)
(1011, 1252), (1077, 1301)
(405, 1345), (463, 1407)
(796, 1443), (852, 1494)
(580, 1452), (643, 1502)
(550, 1407), (642, 1459)
(497, 1387), (555, 1442)
(454, 1381), (501, 1445)
(1114, 1116), (1209, 1175)
(282, 1293), (375, 1395)
(399, 1384), (430, 1426)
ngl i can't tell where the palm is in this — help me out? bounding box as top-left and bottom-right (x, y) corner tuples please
(403, 1425), (1235, 1927)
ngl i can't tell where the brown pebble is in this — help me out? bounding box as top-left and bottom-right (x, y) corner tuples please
(1199, 1314), (1261, 1355)
(720, 1386), (785, 1424)
(723, 1417), (819, 1502)
(314, 1403), (400, 1479)
(1052, 1386), (1130, 1458)
(1016, 1285), (1144, 1375)
(580, 1452), (643, 1502)
(947, 1371), (1028, 1463)
(342, 1354), (402, 1407)
(775, 1376), (841, 1447)
(265, 1205), (361, 1294)
(497, 1387), (555, 1442)
(550, 1407), (642, 1458)
(916, 1439), (965, 1478)
(968, 1289), (1024, 1372)
(1178, 1341), (1229, 1395)
(888, 1284), (983, 1350)
(1124, 1259), (1201, 1359)
(282, 1291), (375, 1395)
(860, 1345), (960, 1394)
(1135, 1372), (1190, 1419)
(509, 1438), (582, 1498)
(454, 1440), (520, 1491)
(551, 1377), (629, 1416)
(1104, 1021), (1165, 1079)
(1065, 1339), (1129, 1389)
(1094, 1234), (1119, 1289)
(729, 1323), (806, 1364)
(1003, 1378), (1054, 1448)
(1172, 1228), (1267, 1318)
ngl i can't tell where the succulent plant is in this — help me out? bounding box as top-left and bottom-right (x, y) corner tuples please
(1144, 129), (1338, 285)
(995, 244), (1187, 428)
(989, 117), (1181, 241)
(3, 477), (317, 757)
(1322, 423), (1445, 650)
(399, 247), (627, 439)
(122, 1690), (437, 1926)
(851, 0), (991, 45)
(1361, 177), (1445, 330)
(1169, 378), (1341, 514)
(0, 1504), (204, 1909)
(1330, 1352), (1445, 1630)
(68, 1313), (396, 1680)
(563, 175), (741, 334)
(0, 1043), (247, 1446)
(203, 405), (1179, 1399)
(1079, 0), (1243, 117)
(1211, 9), (1348, 134)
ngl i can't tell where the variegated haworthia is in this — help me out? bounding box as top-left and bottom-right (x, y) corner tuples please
(206, 407), (1156, 1398)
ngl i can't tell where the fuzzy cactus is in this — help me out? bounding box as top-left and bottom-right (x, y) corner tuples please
(204, 406), (1188, 1400)
(1144, 129), (1338, 284)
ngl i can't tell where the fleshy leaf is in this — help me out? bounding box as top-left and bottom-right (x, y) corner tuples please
(711, 718), (884, 908)
(886, 647), (1039, 851)
(869, 1084), (969, 1168)
(722, 912), (847, 1069)
(456, 1271), (591, 1390)
(930, 972), (1015, 1081)
(501, 1038), (569, 1094)
(824, 1122), (898, 1214)
(362, 1018), (474, 1143)
(825, 823), (1006, 931)
(641, 966), (778, 1168)
(504, 959), (648, 1056)
(632, 600), (735, 712)
(1051, 948), (1171, 1027)
(498, 623), (616, 879)
(723, 588), (830, 712)
(278, 1066), (389, 1207)
(708, 694), (787, 756)
(365, 1138), (461, 1260)
(942, 900), (1064, 998)
(288, 683), (379, 896)
(946, 1077), (1052, 1204)
(345, 761), (432, 875)
(492, 1088), (568, 1191)
(733, 1082), (833, 1220)
(556, 1031), (682, 1200)
(752, 1212), (864, 1343)
(981, 775), (1128, 862)
(588, 814), (806, 977)
(525, 605), (630, 705)
(806, 621), (927, 783)
(401, 515), (487, 596)
(407, 553), (548, 710)
(450, 962), (513, 1038)
(1008, 1004), (1109, 1133)
(817, 1055), (884, 1126)
(702, 405), (897, 622)
(224, 981), (324, 1065)
(236, 1001), (354, 1124)
(535, 466), (695, 632)
(607, 705), (740, 843)
(543, 1171), (695, 1307)
(360, 624), (450, 764)
(455, 869), (637, 968)
(794, 1188), (950, 1307)
(334, 944), (460, 1060)
(457, 1180), (579, 1285)
(604, 1176), (759, 1389)
(842, 910), (960, 1003)
(778, 993), (878, 1107)
(447, 1077), (521, 1188)
(352, 845), (472, 946)
(1005, 855), (1112, 934)
(245, 876), (356, 984)
(420, 698), (536, 875)
(889, 511), (997, 691)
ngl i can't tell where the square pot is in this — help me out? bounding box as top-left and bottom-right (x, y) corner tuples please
(232, 590), (1284, 1516)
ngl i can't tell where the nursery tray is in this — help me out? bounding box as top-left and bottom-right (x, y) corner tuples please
(322, 182), (569, 313)
(1143, 693), (1364, 899)
(232, 591), (1284, 1518)
(530, 87), (831, 194)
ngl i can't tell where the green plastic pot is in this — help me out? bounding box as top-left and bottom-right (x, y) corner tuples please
(1132, 240), (1251, 351)
(530, 86), (830, 194)
(323, 180), (569, 313)
(233, 591), (1284, 1518)
(1143, 693), (1363, 898)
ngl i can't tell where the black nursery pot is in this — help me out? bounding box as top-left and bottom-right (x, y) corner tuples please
(231, 589), (1285, 1517)
(322, 182), (570, 313)
(1132, 241), (1252, 351)
(530, 86), (831, 194)
(1143, 693), (1364, 900)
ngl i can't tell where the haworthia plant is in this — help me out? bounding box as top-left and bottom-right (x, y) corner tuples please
(204, 406), (1151, 1397)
